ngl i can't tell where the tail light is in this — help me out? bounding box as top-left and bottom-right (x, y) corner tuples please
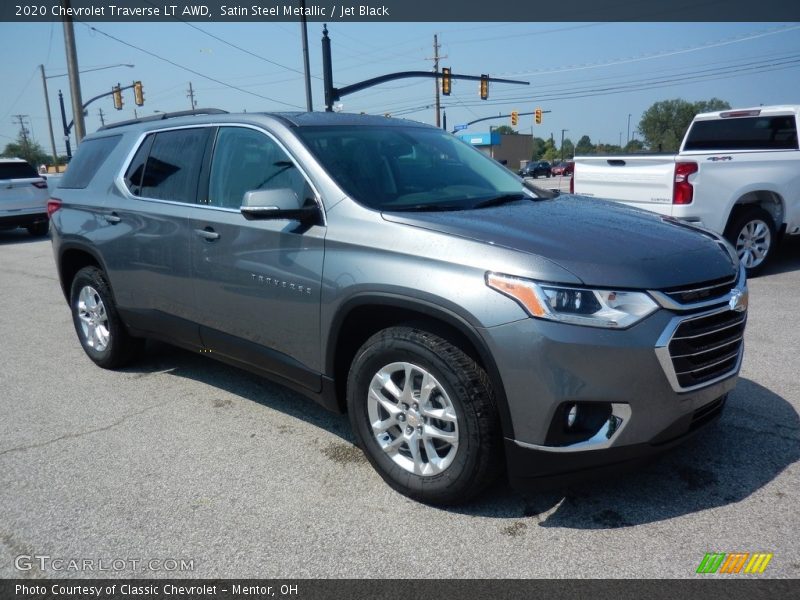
(32, 180), (48, 189)
(47, 199), (62, 218)
(673, 162), (698, 205)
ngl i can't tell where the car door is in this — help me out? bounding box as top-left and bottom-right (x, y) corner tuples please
(102, 127), (213, 345)
(186, 125), (326, 391)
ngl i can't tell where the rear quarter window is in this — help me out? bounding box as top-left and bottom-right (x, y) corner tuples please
(684, 116), (799, 151)
(59, 135), (123, 188)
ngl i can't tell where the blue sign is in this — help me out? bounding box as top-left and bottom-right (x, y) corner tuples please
(454, 124), (468, 132)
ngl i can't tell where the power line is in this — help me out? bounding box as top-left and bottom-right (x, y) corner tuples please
(81, 24), (304, 109)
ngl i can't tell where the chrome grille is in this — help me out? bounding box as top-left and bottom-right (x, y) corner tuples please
(662, 275), (736, 305)
(665, 309), (746, 390)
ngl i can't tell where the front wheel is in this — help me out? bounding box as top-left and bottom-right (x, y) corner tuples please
(724, 207), (777, 277)
(347, 326), (502, 505)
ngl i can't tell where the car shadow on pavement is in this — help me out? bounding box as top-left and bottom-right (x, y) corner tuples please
(123, 340), (356, 442)
(460, 377), (799, 527)
(0, 229), (49, 245)
(761, 236), (800, 276)
(122, 345), (797, 526)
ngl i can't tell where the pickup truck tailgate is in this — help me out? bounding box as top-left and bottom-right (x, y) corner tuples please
(573, 156), (677, 213)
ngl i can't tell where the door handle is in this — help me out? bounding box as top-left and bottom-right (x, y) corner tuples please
(104, 213), (121, 224)
(194, 227), (220, 241)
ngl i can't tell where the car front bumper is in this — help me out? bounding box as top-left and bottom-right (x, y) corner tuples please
(479, 291), (744, 489)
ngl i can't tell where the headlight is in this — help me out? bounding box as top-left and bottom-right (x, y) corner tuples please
(486, 272), (658, 329)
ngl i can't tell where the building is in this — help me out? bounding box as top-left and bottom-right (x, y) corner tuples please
(457, 132), (533, 172)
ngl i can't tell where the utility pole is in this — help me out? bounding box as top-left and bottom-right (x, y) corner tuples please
(13, 115), (31, 150)
(62, 0), (85, 142)
(39, 65), (60, 170)
(560, 129), (568, 160)
(627, 113), (632, 144)
(98, 108), (105, 126)
(426, 35), (447, 128)
(187, 82), (197, 109)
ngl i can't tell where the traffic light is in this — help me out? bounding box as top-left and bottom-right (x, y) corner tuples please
(441, 67), (451, 96)
(480, 74), (489, 100)
(535, 107), (543, 124)
(112, 84), (123, 110)
(133, 81), (144, 106)
(511, 111), (519, 126)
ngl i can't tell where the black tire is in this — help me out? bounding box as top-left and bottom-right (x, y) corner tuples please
(69, 266), (143, 369)
(347, 326), (502, 505)
(26, 220), (49, 237)
(724, 206), (777, 277)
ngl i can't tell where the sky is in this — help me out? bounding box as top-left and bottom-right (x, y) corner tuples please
(1, 20), (799, 159)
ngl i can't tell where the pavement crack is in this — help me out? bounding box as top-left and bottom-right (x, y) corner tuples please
(0, 402), (168, 457)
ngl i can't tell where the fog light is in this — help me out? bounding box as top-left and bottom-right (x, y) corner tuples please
(566, 404), (578, 428)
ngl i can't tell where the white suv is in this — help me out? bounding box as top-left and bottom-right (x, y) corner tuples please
(0, 158), (50, 237)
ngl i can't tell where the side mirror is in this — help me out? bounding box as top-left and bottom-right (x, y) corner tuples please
(240, 188), (319, 223)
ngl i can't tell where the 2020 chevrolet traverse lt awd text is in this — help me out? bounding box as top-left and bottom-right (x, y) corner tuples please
(49, 110), (747, 504)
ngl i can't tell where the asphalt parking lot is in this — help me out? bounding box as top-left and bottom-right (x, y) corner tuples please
(1, 230), (798, 579)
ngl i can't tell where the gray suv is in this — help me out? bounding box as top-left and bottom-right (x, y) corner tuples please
(50, 110), (747, 505)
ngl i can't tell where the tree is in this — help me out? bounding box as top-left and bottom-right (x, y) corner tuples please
(531, 137), (547, 160)
(542, 137), (558, 162)
(1, 136), (50, 167)
(575, 135), (594, 155)
(494, 125), (517, 135)
(623, 139), (645, 153)
(638, 98), (730, 152)
(560, 138), (575, 160)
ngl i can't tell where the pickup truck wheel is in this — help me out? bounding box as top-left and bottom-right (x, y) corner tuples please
(347, 326), (501, 505)
(70, 266), (143, 369)
(725, 207), (776, 276)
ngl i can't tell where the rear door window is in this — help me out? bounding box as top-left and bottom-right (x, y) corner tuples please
(684, 116), (799, 151)
(135, 128), (212, 203)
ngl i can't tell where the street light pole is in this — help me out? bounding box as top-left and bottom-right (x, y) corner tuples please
(561, 128), (568, 160)
(39, 65), (60, 171)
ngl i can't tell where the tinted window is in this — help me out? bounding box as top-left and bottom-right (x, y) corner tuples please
(0, 161), (38, 179)
(124, 134), (155, 196)
(59, 135), (122, 189)
(684, 116), (798, 151)
(208, 127), (310, 209)
(139, 128), (211, 203)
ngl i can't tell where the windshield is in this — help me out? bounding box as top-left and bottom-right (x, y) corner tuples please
(295, 125), (534, 211)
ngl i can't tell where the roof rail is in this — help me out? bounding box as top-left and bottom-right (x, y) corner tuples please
(97, 108), (229, 131)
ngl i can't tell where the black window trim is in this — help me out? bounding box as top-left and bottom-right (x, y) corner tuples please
(115, 123), (326, 225)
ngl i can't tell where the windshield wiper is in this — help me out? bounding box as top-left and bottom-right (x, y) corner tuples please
(470, 194), (528, 209)
(388, 203), (466, 212)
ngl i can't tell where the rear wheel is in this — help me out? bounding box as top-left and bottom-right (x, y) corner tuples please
(70, 266), (143, 368)
(347, 326), (501, 505)
(724, 207), (777, 277)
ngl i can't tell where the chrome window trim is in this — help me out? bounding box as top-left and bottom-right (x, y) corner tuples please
(114, 122), (326, 225)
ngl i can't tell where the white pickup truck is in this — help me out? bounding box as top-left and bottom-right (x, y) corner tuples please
(572, 105), (800, 275)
